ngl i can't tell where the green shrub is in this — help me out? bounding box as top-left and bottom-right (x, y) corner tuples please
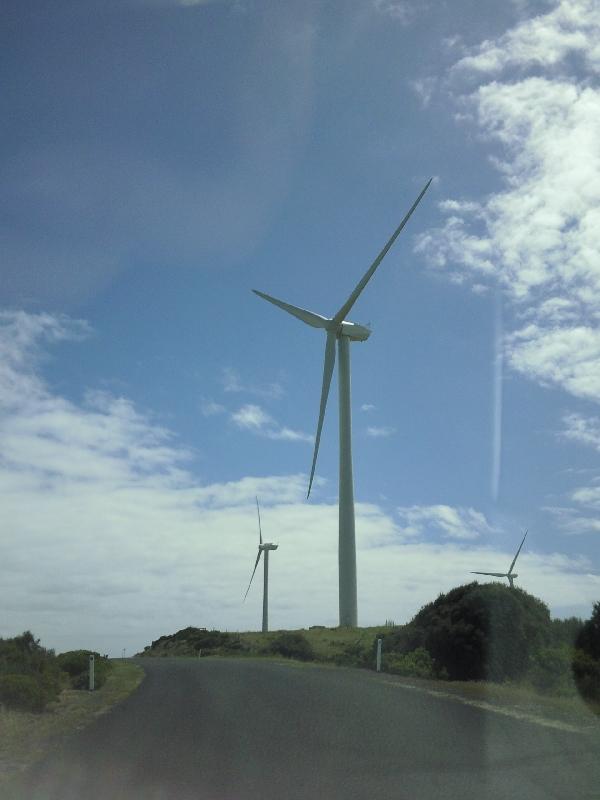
(332, 640), (370, 667)
(528, 646), (574, 694)
(549, 617), (584, 648)
(386, 647), (438, 679)
(576, 602), (600, 661)
(572, 648), (600, 701)
(0, 631), (63, 709)
(56, 650), (112, 690)
(268, 632), (315, 661)
(149, 627), (240, 656)
(382, 583), (552, 683)
(0, 674), (46, 712)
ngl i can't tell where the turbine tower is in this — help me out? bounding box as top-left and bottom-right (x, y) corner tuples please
(244, 497), (278, 632)
(471, 530), (528, 589)
(253, 179), (432, 627)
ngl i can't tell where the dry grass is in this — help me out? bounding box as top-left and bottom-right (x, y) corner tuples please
(0, 660), (144, 791)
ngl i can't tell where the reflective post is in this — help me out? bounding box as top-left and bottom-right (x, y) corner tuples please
(89, 653), (95, 691)
(376, 638), (382, 672)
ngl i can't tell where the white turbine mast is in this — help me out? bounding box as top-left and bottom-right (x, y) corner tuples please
(253, 178), (432, 627)
(243, 497), (278, 632)
(471, 530), (528, 589)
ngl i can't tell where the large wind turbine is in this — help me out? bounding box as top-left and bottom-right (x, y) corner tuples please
(471, 530), (528, 589)
(253, 179), (432, 627)
(244, 497), (278, 632)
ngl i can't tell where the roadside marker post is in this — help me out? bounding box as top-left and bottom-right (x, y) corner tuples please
(376, 638), (382, 672)
(89, 654), (95, 691)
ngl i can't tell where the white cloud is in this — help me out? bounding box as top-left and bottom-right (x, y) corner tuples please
(373, 0), (420, 25)
(231, 403), (313, 443)
(361, 403), (376, 412)
(452, 0), (600, 75)
(366, 425), (397, 438)
(562, 412), (600, 450)
(396, 504), (495, 540)
(200, 398), (226, 417)
(221, 367), (284, 399)
(506, 325), (600, 401)
(416, 2), (600, 407)
(410, 77), (437, 108)
(544, 504), (600, 534)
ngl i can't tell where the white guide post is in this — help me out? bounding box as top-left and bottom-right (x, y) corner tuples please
(89, 653), (95, 691)
(338, 335), (357, 627)
(262, 548), (269, 633)
(376, 638), (383, 672)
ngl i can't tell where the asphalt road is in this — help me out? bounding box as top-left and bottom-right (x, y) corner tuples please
(17, 658), (600, 800)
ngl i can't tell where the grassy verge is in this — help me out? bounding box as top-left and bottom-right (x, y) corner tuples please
(376, 672), (600, 734)
(0, 660), (144, 792)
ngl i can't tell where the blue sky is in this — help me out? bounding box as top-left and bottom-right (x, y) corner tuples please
(2, 0), (599, 655)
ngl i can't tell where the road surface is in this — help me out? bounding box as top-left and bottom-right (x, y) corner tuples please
(16, 658), (600, 799)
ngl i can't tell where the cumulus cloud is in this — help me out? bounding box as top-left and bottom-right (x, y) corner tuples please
(562, 412), (600, 450)
(452, 0), (600, 75)
(396, 504), (495, 540)
(416, 0), (600, 407)
(231, 403), (312, 442)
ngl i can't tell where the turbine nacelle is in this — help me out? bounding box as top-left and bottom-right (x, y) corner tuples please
(259, 543), (279, 551)
(339, 321), (370, 341)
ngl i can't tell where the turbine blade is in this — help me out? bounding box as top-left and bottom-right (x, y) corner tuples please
(471, 572), (508, 577)
(243, 549), (263, 601)
(307, 329), (337, 498)
(253, 290), (331, 329)
(256, 496), (262, 545)
(333, 178), (432, 325)
(508, 530), (527, 575)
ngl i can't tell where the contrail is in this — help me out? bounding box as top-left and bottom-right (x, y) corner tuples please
(491, 290), (503, 502)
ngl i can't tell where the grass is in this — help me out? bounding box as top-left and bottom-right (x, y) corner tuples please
(234, 625), (384, 659)
(0, 660), (144, 793)
(377, 671), (600, 734)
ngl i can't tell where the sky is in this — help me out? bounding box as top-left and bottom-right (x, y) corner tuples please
(2, 0), (599, 657)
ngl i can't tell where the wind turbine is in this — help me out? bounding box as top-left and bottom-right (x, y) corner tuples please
(471, 530), (528, 589)
(244, 497), (278, 632)
(253, 178), (432, 627)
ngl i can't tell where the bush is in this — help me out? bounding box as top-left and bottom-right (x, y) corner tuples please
(386, 647), (439, 679)
(148, 627), (242, 656)
(383, 583), (552, 682)
(268, 632), (315, 661)
(528, 646), (574, 694)
(0, 674), (46, 712)
(332, 640), (370, 667)
(56, 650), (112, 690)
(0, 631), (63, 709)
(572, 648), (600, 701)
(576, 602), (600, 661)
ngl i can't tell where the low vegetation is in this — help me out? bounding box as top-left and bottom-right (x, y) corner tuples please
(0, 660), (144, 794)
(0, 632), (113, 713)
(141, 585), (600, 716)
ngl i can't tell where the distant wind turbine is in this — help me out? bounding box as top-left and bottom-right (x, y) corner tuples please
(244, 497), (278, 632)
(253, 179), (432, 627)
(471, 530), (528, 589)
